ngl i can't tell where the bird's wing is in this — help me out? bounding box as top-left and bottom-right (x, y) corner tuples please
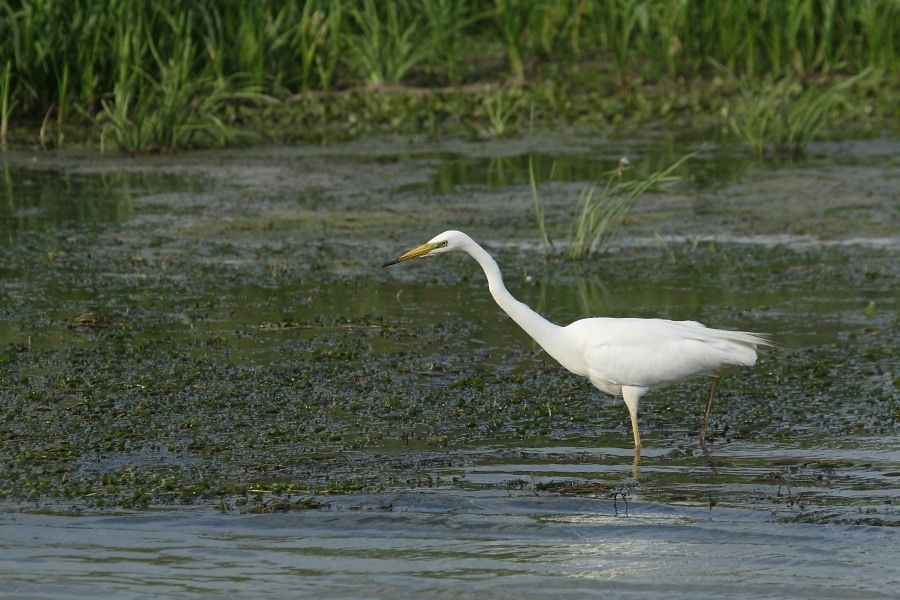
(572, 318), (761, 388)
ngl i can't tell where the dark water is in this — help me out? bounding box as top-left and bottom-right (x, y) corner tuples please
(0, 134), (898, 598)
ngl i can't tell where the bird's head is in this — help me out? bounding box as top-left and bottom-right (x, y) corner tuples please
(383, 230), (469, 266)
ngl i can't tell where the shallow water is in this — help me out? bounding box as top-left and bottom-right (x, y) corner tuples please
(1, 133), (898, 597)
(3, 491), (899, 599)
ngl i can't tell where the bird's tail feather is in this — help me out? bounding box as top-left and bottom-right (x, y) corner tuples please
(712, 329), (773, 348)
(675, 320), (774, 348)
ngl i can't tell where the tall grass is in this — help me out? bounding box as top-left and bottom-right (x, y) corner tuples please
(421, 0), (475, 84)
(1, 59), (13, 146)
(493, 0), (541, 83)
(730, 75), (864, 158)
(97, 74), (264, 152)
(95, 7), (273, 151)
(528, 153), (553, 252)
(344, 0), (431, 85)
(565, 154), (692, 259)
(295, 0), (343, 91)
(597, 0), (648, 85)
(0, 0), (894, 149)
(480, 88), (524, 138)
(531, 153), (693, 259)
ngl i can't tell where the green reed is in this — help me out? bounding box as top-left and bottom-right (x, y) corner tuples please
(529, 152), (692, 259)
(344, 0), (432, 85)
(730, 74), (865, 158)
(565, 153), (691, 260)
(295, 0), (343, 91)
(0, 0), (894, 150)
(421, 0), (481, 84)
(96, 10), (272, 151)
(528, 153), (553, 252)
(1, 59), (12, 146)
(480, 87), (523, 138)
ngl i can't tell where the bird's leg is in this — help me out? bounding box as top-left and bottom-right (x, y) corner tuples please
(699, 374), (720, 445)
(621, 386), (644, 450)
(630, 412), (641, 449)
(631, 446), (641, 479)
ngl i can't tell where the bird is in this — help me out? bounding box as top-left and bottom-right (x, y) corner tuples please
(383, 230), (770, 453)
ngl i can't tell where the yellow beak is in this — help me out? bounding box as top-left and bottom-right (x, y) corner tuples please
(383, 242), (439, 267)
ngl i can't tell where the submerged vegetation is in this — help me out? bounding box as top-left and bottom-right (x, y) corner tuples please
(0, 0), (896, 150)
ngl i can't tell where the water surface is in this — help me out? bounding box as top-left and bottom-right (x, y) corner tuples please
(3, 491), (898, 599)
(1, 133), (898, 597)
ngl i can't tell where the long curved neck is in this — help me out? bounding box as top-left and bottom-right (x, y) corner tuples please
(463, 239), (565, 352)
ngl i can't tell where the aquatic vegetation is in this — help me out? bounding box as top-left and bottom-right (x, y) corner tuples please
(480, 87), (524, 138)
(97, 73), (266, 152)
(295, 0), (343, 92)
(566, 154), (692, 259)
(421, 0), (474, 85)
(0, 59), (12, 146)
(600, 0), (647, 86)
(730, 76), (864, 158)
(0, 0), (895, 149)
(528, 153), (553, 252)
(530, 153), (692, 259)
(95, 10), (273, 152)
(344, 0), (431, 86)
(493, 0), (540, 83)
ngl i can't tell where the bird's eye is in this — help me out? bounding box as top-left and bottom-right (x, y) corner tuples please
(436, 240), (448, 248)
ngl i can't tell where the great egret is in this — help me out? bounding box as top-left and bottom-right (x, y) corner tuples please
(384, 230), (769, 450)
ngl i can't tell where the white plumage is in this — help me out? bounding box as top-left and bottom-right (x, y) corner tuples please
(385, 230), (770, 449)
(573, 318), (762, 392)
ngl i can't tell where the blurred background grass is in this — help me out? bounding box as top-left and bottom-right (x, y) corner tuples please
(1, 0), (897, 150)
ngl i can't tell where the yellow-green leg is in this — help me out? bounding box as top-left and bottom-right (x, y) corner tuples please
(630, 411), (641, 449)
(622, 386), (645, 449)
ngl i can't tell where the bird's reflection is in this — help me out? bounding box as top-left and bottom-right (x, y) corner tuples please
(699, 437), (721, 475)
(631, 446), (641, 478)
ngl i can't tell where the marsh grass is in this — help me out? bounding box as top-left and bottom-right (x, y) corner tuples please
(99, 76), (236, 152)
(493, 0), (542, 83)
(421, 0), (480, 84)
(54, 63), (68, 146)
(531, 153), (693, 260)
(731, 75), (864, 158)
(600, 0), (648, 86)
(1, 59), (13, 146)
(344, 0), (431, 86)
(528, 154), (553, 252)
(566, 154), (691, 259)
(0, 0), (894, 149)
(97, 22), (273, 152)
(480, 88), (523, 138)
(296, 0), (343, 91)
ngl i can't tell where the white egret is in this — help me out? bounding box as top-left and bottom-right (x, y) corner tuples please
(384, 230), (770, 450)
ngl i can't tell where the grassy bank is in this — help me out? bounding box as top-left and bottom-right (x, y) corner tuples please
(1, 0), (897, 150)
